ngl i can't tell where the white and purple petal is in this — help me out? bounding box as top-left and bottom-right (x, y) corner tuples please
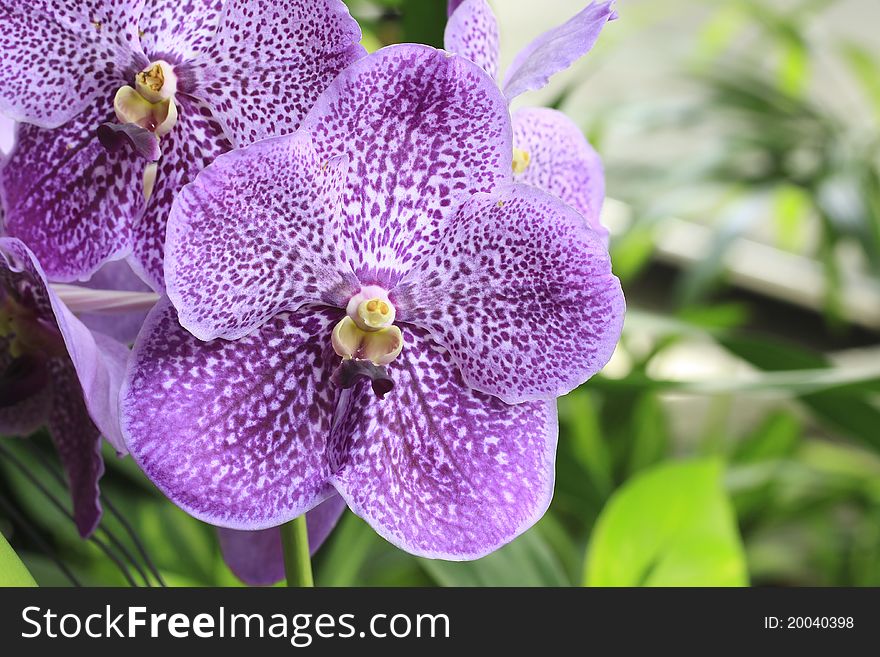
(166, 131), (357, 341)
(130, 97), (231, 291)
(396, 184), (624, 404)
(331, 327), (557, 560)
(512, 107), (606, 233)
(301, 44), (512, 287)
(190, 0), (365, 147)
(444, 0), (501, 80)
(138, 0), (224, 63)
(0, 0), (144, 128)
(217, 493), (346, 586)
(121, 299), (343, 529)
(502, 1), (616, 100)
(0, 100), (145, 283)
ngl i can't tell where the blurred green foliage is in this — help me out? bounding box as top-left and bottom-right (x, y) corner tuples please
(3, 0), (880, 588)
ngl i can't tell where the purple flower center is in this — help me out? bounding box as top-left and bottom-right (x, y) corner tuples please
(98, 61), (179, 173)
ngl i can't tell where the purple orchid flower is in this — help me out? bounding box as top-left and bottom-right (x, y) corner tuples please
(445, 0), (615, 234)
(120, 45), (625, 559)
(0, 0), (365, 292)
(0, 237), (130, 537)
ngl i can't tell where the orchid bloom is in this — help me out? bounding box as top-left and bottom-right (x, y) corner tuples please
(0, 237), (129, 536)
(0, 0), (365, 291)
(121, 46), (624, 559)
(445, 0), (615, 234)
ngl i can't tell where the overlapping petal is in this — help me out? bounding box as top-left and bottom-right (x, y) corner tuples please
(512, 107), (605, 232)
(121, 298), (345, 529)
(0, 238), (130, 453)
(218, 493), (346, 586)
(396, 184), (624, 404)
(0, 0), (144, 127)
(502, 1), (616, 100)
(190, 0), (365, 147)
(331, 326), (557, 560)
(300, 45), (512, 286)
(0, 100), (145, 283)
(444, 0), (500, 80)
(130, 97), (231, 291)
(166, 131), (356, 341)
(138, 0), (224, 62)
(80, 259), (154, 344)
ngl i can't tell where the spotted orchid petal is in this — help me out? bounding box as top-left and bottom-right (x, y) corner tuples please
(444, 0), (501, 80)
(300, 44), (512, 287)
(397, 184), (624, 405)
(512, 107), (606, 233)
(166, 131), (356, 341)
(138, 0), (224, 62)
(502, 1), (616, 100)
(121, 299), (345, 529)
(79, 259), (154, 344)
(190, 0), (366, 148)
(129, 97), (231, 292)
(0, 0), (144, 128)
(330, 326), (557, 560)
(217, 494), (346, 586)
(0, 101), (145, 284)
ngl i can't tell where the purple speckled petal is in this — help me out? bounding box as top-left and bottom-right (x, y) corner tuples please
(190, 0), (365, 147)
(502, 1), (616, 100)
(396, 184), (624, 404)
(331, 326), (557, 560)
(130, 97), (231, 292)
(0, 0), (143, 128)
(0, 238), (130, 453)
(166, 131), (356, 341)
(138, 0), (224, 62)
(121, 298), (343, 529)
(47, 359), (105, 537)
(301, 45), (512, 287)
(0, 100), (145, 283)
(79, 259), (153, 344)
(512, 107), (605, 233)
(218, 493), (346, 586)
(444, 0), (500, 80)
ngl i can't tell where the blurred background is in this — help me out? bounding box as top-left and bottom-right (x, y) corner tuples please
(3, 0), (880, 586)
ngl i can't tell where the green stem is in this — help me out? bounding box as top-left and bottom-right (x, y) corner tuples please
(280, 515), (313, 587)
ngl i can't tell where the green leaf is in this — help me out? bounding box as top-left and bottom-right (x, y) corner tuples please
(420, 525), (570, 587)
(584, 459), (748, 586)
(720, 335), (880, 452)
(0, 531), (37, 586)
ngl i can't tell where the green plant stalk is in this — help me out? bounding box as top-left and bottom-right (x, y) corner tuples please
(280, 515), (313, 587)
